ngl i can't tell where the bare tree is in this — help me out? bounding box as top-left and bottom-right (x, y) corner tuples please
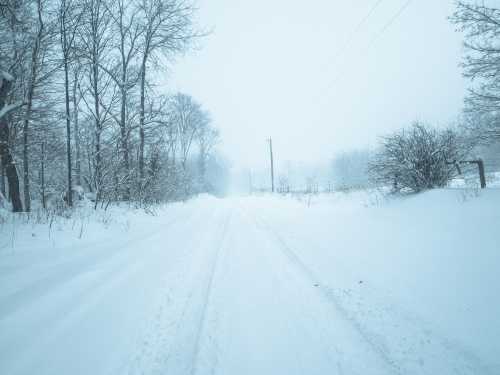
(170, 93), (202, 172)
(196, 114), (219, 191)
(72, 64), (83, 187)
(102, 0), (143, 199)
(77, 0), (114, 205)
(137, 0), (199, 181)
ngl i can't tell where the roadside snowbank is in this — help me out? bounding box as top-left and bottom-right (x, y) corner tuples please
(243, 188), (500, 373)
(0, 195), (223, 375)
(0, 195), (219, 254)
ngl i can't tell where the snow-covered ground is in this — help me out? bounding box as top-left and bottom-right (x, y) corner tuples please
(1, 189), (499, 374)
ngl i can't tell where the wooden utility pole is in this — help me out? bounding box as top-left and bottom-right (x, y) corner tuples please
(268, 138), (275, 193)
(248, 169), (253, 194)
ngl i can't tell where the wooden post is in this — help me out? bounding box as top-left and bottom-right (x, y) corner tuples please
(459, 159), (487, 189)
(477, 159), (486, 189)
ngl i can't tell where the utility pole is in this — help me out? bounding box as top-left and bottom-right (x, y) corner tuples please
(248, 169), (253, 194)
(268, 138), (275, 193)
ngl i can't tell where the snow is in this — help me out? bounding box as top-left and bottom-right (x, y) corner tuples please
(1, 70), (14, 82)
(0, 102), (24, 121)
(0, 71), (23, 120)
(0, 189), (499, 374)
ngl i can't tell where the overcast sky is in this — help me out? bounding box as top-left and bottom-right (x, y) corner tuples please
(167, 0), (467, 170)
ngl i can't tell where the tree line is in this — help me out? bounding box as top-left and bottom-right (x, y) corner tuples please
(1, 0), (221, 213)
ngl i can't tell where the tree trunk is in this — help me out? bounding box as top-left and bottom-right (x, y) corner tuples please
(120, 83), (130, 200)
(22, 0), (44, 212)
(92, 58), (102, 206)
(0, 75), (23, 212)
(0, 155), (5, 198)
(64, 59), (73, 206)
(0, 125), (22, 212)
(139, 59), (146, 181)
(22, 100), (32, 212)
(1, 147), (23, 213)
(59, 0), (77, 204)
(73, 70), (81, 187)
(40, 140), (46, 209)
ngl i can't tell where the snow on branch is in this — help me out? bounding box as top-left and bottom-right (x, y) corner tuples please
(0, 102), (25, 121)
(1, 70), (14, 83)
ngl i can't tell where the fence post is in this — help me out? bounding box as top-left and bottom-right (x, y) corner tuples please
(460, 160), (487, 189)
(477, 159), (486, 189)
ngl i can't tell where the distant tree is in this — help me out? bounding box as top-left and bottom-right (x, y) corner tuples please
(170, 93), (202, 171)
(196, 115), (219, 191)
(204, 152), (229, 197)
(137, 0), (199, 181)
(277, 175), (290, 194)
(332, 149), (372, 190)
(369, 122), (467, 193)
(305, 175), (319, 194)
(169, 93), (205, 196)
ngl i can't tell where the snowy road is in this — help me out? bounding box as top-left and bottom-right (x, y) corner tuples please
(1, 193), (498, 375)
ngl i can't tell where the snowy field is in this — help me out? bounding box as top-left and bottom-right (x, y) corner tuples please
(0, 189), (499, 375)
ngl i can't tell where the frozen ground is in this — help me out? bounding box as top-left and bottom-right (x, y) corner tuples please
(0, 189), (499, 374)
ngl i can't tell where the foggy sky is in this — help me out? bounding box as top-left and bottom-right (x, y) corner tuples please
(167, 0), (467, 170)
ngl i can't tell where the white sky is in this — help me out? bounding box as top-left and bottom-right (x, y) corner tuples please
(168, 0), (467, 170)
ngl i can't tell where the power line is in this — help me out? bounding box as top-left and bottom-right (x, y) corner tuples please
(353, 0), (385, 35)
(366, 0), (412, 49)
(318, 0), (414, 98)
(322, 0), (385, 75)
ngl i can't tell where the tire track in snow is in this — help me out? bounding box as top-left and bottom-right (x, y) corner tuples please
(0, 209), (195, 319)
(246, 207), (490, 375)
(2, 233), (173, 375)
(0, 206), (211, 375)
(145, 206), (232, 375)
(189, 209), (232, 375)
(123, 205), (221, 375)
(247, 213), (338, 373)
(244, 208), (403, 375)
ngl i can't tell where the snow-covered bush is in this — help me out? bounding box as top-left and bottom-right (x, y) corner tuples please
(369, 122), (468, 193)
